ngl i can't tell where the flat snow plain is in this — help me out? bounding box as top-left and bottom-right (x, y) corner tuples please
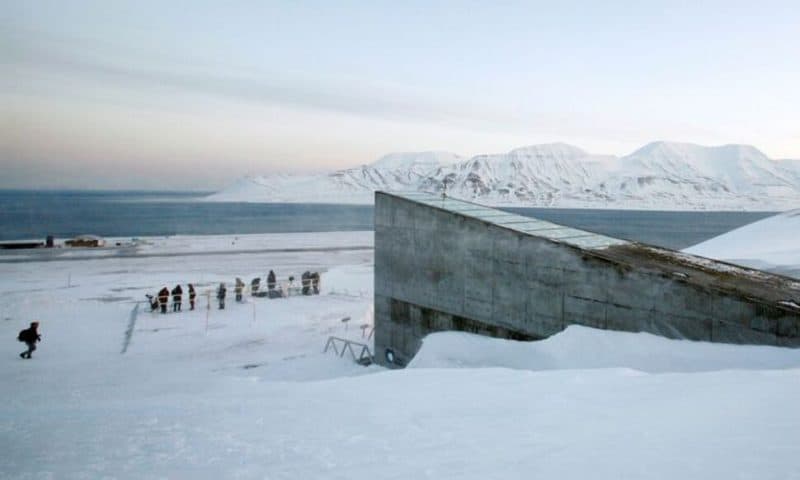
(2, 229), (800, 479)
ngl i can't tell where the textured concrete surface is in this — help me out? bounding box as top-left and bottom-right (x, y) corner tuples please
(374, 192), (800, 367)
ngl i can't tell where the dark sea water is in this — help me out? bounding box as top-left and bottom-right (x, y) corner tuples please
(502, 207), (775, 250)
(0, 190), (776, 250)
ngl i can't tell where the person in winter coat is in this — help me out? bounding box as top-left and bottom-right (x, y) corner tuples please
(267, 270), (277, 291)
(234, 278), (245, 302)
(217, 282), (227, 309)
(18, 321), (41, 359)
(251, 277), (261, 295)
(188, 284), (196, 310)
(310, 272), (320, 294)
(158, 287), (170, 314)
(171, 284), (183, 312)
(301, 271), (311, 295)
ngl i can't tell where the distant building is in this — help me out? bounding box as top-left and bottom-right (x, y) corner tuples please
(374, 191), (800, 368)
(65, 235), (106, 248)
(0, 241), (44, 250)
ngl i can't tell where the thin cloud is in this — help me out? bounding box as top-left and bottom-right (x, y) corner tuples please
(3, 29), (531, 132)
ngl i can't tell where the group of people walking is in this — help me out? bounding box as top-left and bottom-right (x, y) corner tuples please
(250, 269), (281, 298)
(300, 271), (321, 296)
(215, 269), (322, 309)
(146, 269), (322, 313)
(16, 269), (323, 360)
(216, 269), (281, 309)
(147, 284), (197, 313)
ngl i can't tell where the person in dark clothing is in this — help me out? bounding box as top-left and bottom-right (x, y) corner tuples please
(171, 284), (183, 312)
(301, 271), (311, 295)
(158, 287), (170, 314)
(251, 277), (261, 295)
(188, 284), (196, 310)
(18, 321), (41, 359)
(267, 270), (277, 291)
(234, 278), (244, 302)
(217, 282), (226, 309)
(310, 272), (320, 294)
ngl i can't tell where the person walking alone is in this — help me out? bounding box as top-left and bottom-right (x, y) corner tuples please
(18, 321), (41, 359)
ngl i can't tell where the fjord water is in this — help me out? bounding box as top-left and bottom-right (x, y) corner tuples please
(0, 190), (373, 241)
(0, 190), (774, 249)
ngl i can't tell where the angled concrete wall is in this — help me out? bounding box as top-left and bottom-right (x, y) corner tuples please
(374, 192), (800, 367)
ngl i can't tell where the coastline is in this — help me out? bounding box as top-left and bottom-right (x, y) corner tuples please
(0, 231), (375, 263)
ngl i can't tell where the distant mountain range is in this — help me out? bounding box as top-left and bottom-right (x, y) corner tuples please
(206, 142), (800, 210)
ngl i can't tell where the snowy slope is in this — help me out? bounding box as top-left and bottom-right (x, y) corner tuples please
(208, 142), (800, 210)
(420, 143), (612, 205)
(684, 209), (800, 278)
(206, 151), (462, 203)
(602, 142), (800, 209)
(369, 151), (463, 171)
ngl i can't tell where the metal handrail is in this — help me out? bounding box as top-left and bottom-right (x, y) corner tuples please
(324, 336), (373, 365)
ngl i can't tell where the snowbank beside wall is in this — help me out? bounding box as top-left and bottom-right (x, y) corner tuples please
(409, 326), (800, 373)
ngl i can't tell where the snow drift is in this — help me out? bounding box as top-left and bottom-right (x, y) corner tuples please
(409, 325), (800, 373)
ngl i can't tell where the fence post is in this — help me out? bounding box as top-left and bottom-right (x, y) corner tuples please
(121, 303), (140, 354)
(205, 290), (210, 336)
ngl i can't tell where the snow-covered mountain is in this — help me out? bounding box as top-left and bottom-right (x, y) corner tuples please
(420, 143), (614, 205)
(369, 151), (463, 172)
(206, 151), (463, 204)
(207, 142), (800, 210)
(600, 142), (800, 209)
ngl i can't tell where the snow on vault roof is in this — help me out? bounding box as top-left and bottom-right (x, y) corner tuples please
(386, 191), (629, 250)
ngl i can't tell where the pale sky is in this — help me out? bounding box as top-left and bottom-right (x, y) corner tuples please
(1, 0), (799, 190)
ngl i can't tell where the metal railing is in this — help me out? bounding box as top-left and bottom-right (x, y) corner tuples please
(324, 336), (373, 365)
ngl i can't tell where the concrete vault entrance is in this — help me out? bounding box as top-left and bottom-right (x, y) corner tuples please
(374, 191), (800, 367)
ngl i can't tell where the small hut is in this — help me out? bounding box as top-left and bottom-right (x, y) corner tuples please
(65, 234), (106, 247)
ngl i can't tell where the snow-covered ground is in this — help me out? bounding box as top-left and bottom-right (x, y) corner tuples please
(3, 230), (800, 479)
(684, 209), (800, 279)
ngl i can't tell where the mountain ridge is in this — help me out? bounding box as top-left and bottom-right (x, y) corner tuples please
(207, 141), (800, 210)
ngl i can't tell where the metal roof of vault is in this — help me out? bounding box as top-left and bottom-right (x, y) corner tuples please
(383, 191), (629, 251)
